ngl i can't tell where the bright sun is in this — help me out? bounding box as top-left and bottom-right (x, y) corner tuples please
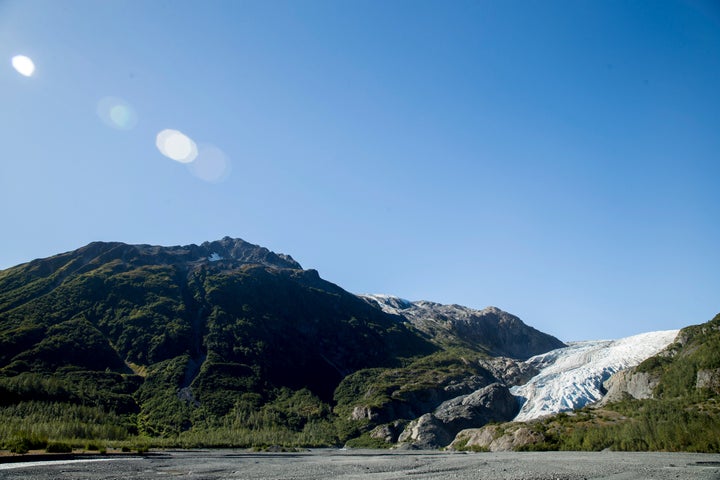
(156, 129), (198, 163)
(11, 55), (35, 77)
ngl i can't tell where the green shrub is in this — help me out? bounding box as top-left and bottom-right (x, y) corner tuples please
(465, 444), (490, 452)
(344, 433), (392, 449)
(5, 431), (48, 454)
(46, 441), (72, 453)
(6, 438), (30, 454)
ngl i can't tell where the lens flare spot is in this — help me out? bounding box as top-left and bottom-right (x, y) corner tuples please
(11, 55), (35, 77)
(187, 145), (231, 183)
(97, 97), (138, 130)
(156, 129), (198, 163)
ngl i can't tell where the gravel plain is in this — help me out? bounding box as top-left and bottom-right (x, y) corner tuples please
(1, 449), (719, 480)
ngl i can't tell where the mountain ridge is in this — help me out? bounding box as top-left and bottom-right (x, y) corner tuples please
(360, 294), (566, 360)
(0, 237), (716, 452)
(0, 237), (555, 448)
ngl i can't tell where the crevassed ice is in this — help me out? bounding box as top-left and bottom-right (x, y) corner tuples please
(510, 329), (679, 422)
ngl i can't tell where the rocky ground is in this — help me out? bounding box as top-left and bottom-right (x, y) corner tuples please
(1, 449), (719, 479)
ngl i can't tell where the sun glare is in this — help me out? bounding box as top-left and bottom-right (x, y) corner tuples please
(97, 97), (138, 130)
(156, 129), (198, 163)
(188, 145), (232, 183)
(11, 55), (35, 77)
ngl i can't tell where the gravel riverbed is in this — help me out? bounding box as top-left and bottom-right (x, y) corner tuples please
(1, 449), (719, 479)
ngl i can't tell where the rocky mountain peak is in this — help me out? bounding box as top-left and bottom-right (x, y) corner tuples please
(63, 237), (302, 272)
(359, 294), (565, 360)
(198, 237), (302, 269)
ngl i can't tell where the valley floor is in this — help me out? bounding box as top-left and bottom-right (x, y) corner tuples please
(1, 449), (719, 479)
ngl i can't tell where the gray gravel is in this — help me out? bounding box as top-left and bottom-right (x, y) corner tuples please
(1, 449), (719, 479)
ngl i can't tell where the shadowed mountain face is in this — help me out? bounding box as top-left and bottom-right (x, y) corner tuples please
(0, 238), (566, 443)
(0, 239), (434, 418)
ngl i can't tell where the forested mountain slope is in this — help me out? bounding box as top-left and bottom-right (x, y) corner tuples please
(0, 238), (561, 449)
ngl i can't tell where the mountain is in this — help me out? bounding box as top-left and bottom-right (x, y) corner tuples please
(360, 294), (566, 359)
(0, 238), (437, 438)
(510, 330), (679, 421)
(2, 237), (716, 453)
(0, 237), (562, 450)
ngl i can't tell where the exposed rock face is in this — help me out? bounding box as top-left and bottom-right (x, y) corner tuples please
(360, 295), (566, 360)
(348, 373), (493, 425)
(433, 383), (519, 430)
(350, 406), (378, 421)
(599, 368), (659, 406)
(398, 413), (452, 449)
(369, 421), (407, 443)
(477, 356), (538, 386)
(397, 383), (518, 449)
(451, 424), (545, 452)
(696, 368), (720, 394)
(199, 237), (301, 269)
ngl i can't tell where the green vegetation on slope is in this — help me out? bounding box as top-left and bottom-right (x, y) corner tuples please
(335, 348), (495, 418)
(0, 241), (440, 449)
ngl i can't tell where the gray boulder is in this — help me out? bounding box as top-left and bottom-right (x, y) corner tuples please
(398, 413), (452, 449)
(397, 383), (518, 449)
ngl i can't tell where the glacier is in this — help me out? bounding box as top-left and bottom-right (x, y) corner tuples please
(510, 329), (679, 422)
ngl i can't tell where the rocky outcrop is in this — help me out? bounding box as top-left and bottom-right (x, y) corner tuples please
(369, 421), (407, 443)
(359, 295), (566, 360)
(433, 383), (519, 431)
(348, 372), (495, 425)
(198, 237), (301, 269)
(398, 413), (453, 449)
(696, 368), (720, 394)
(580, 364), (720, 408)
(397, 383), (518, 449)
(450, 424), (545, 452)
(477, 356), (538, 386)
(599, 368), (659, 406)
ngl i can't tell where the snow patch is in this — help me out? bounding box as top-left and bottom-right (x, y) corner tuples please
(510, 329), (679, 421)
(208, 252), (223, 262)
(358, 294), (414, 315)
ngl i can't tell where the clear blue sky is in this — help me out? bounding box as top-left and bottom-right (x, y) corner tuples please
(1, 0), (719, 341)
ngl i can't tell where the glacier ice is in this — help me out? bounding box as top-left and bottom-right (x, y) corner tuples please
(510, 329), (679, 422)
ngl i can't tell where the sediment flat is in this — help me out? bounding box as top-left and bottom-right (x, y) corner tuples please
(1, 449), (719, 479)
